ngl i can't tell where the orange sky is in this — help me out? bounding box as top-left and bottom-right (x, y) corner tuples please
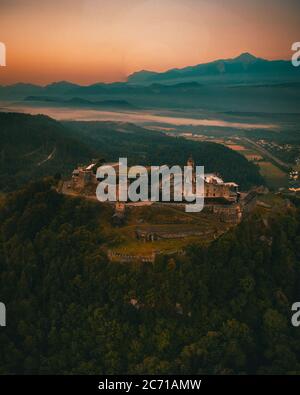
(0, 0), (299, 85)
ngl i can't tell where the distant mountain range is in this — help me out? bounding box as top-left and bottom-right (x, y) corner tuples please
(24, 96), (137, 109)
(0, 80), (205, 99)
(0, 53), (299, 114)
(127, 53), (300, 84)
(0, 53), (299, 97)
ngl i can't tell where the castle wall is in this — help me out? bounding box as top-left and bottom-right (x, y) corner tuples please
(204, 183), (230, 198)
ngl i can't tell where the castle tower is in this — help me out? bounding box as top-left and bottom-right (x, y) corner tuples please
(186, 155), (196, 193)
(187, 155), (195, 170)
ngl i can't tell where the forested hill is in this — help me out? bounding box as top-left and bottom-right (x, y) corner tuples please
(0, 112), (263, 192)
(0, 112), (95, 191)
(66, 121), (264, 190)
(0, 181), (299, 374)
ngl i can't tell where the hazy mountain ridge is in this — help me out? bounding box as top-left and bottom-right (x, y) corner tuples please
(1, 53), (299, 99)
(127, 53), (300, 84)
(1, 53), (299, 114)
(24, 96), (137, 109)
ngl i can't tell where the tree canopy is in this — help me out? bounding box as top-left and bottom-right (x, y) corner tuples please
(0, 181), (299, 374)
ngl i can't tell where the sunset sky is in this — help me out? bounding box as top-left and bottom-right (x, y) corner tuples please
(0, 0), (299, 85)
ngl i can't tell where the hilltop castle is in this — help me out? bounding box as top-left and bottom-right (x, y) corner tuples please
(70, 156), (239, 204)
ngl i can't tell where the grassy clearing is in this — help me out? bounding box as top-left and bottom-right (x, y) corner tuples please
(223, 142), (262, 160)
(226, 144), (247, 151)
(223, 141), (288, 190)
(257, 192), (286, 206)
(245, 154), (263, 161)
(107, 205), (231, 255)
(112, 235), (206, 255)
(258, 161), (288, 189)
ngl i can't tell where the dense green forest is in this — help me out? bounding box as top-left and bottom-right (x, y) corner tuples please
(0, 180), (299, 374)
(0, 112), (263, 192)
(66, 120), (264, 190)
(0, 113), (95, 192)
